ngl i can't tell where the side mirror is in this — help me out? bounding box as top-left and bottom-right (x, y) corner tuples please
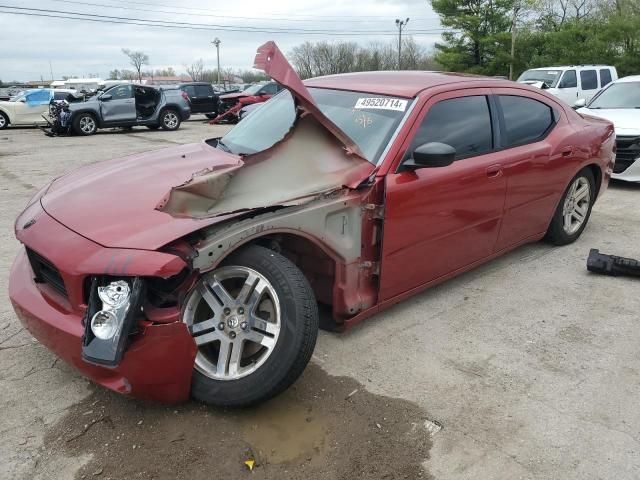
(573, 98), (586, 109)
(101, 94), (112, 101)
(403, 142), (456, 170)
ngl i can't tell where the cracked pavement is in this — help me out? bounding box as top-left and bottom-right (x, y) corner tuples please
(2, 118), (640, 479)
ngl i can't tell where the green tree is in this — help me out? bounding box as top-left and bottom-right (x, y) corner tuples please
(431, 0), (515, 75)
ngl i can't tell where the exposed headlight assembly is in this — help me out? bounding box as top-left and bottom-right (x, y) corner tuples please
(82, 277), (145, 367)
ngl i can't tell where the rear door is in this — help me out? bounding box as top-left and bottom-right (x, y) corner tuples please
(100, 85), (136, 123)
(579, 69), (599, 102)
(195, 84), (217, 113)
(379, 89), (507, 300)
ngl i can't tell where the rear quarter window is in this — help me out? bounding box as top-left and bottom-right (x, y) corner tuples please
(498, 95), (556, 148)
(600, 69), (612, 87)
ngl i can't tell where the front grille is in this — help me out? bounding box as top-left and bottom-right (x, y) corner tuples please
(614, 136), (640, 174)
(26, 248), (68, 299)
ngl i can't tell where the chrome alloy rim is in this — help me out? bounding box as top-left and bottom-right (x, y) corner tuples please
(0, 115), (6, 128)
(182, 266), (281, 381)
(163, 111), (178, 128)
(79, 116), (96, 134)
(563, 176), (591, 235)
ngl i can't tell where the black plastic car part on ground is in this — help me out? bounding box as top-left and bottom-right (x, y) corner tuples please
(587, 249), (640, 277)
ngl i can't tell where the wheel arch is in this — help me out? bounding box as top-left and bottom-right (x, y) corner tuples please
(584, 163), (603, 199)
(71, 109), (101, 127)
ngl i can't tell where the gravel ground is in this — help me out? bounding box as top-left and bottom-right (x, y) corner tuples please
(1, 117), (639, 480)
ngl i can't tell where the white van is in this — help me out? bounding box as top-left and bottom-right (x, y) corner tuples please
(517, 65), (618, 106)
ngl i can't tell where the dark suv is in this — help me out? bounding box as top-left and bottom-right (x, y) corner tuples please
(177, 82), (220, 119)
(69, 84), (191, 135)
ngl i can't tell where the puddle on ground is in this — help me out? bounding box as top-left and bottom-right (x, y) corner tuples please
(44, 363), (433, 480)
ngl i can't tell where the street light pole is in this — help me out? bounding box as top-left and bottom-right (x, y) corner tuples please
(212, 38), (221, 85)
(395, 18), (409, 70)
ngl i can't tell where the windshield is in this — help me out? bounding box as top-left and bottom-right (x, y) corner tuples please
(588, 82), (640, 109)
(517, 69), (562, 87)
(242, 84), (264, 95)
(221, 88), (410, 164)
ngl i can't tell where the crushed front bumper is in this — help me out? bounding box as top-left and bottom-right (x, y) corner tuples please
(9, 204), (197, 403)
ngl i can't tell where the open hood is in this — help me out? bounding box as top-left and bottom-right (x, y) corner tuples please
(158, 41), (374, 220)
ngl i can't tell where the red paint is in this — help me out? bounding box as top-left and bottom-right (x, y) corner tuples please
(9, 45), (614, 403)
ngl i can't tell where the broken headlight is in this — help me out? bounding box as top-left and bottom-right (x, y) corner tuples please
(82, 277), (145, 367)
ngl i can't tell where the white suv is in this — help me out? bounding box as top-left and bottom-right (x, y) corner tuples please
(517, 65), (618, 106)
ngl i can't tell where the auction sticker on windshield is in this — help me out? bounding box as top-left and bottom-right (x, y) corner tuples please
(354, 97), (408, 112)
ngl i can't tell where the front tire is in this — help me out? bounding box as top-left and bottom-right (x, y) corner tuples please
(0, 111), (9, 129)
(205, 113), (217, 119)
(545, 168), (595, 245)
(183, 245), (319, 407)
(160, 109), (181, 131)
(73, 113), (97, 135)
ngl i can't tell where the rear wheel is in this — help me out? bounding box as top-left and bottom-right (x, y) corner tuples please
(73, 113), (97, 135)
(0, 111), (9, 129)
(160, 109), (180, 130)
(545, 168), (595, 245)
(183, 245), (318, 407)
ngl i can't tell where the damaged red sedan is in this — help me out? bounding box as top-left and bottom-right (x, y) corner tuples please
(9, 42), (614, 407)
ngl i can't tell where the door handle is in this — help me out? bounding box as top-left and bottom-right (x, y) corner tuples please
(561, 146), (574, 156)
(486, 164), (503, 178)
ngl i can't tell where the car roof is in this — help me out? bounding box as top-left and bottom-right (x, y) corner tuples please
(526, 65), (615, 71)
(615, 75), (640, 83)
(303, 71), (515, 98)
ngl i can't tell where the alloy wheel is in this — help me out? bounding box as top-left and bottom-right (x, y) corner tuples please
(0, 114), (6, 128)
(562, 176), (591, 235)
(79, 116), (96, 134)
(183, 266), (281, 381)
(163, 112), (178, 129)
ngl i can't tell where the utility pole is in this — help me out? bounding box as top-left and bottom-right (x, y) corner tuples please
(49, 60), (54, 81)
(395, 18), (409, 70)
(212, 38), (221, 85)
(509, 3), (521, 80)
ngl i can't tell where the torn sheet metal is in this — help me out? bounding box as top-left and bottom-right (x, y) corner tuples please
(254, 41), (366, 160)
(158, 114), (374, 219)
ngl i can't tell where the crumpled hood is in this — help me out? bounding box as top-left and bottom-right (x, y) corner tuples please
(220, 92), (247, 100)
(41, 142), (241, 250)
(577, 107), (640, 136)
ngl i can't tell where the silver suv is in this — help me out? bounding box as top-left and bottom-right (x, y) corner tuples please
(69, 84), (191, 135)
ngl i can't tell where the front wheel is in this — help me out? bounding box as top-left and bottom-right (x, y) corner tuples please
(160, 109), (180, 130)
(183, 245), (319, 407)
(0, 111), (9, 129)
(73, 113), (97, 135)
(545, 168), (595, 245)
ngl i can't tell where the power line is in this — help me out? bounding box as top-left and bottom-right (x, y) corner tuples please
(46, 0), (441, 24)
(66, 0), (441, 20)
(0, 5), (447, 35)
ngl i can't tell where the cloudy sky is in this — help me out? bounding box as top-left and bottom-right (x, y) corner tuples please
(0, 0), (443, 82)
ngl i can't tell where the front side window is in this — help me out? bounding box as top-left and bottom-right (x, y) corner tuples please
(498, 96), (555, 148)
(195, 85), (211, 96)
(580, 70), (598, 90)
(406, 96), (493, 161)
(105, 85), (132, 100)
(600, 69), (612, 87)
(558, 70), (577, 89)
(183, 85), (196, 97)
(260, 83), (278, 95)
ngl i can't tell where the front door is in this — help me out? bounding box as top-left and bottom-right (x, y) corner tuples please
(380, 91), (507, 300)
(100, 84), (136, 123)
(555, 69), (578, 104)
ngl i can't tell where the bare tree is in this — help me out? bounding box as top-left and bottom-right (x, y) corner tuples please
(122, 49), (149, 83)
(185, 59), (205, 82)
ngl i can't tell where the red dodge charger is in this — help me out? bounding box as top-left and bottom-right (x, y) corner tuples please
(9, 43), (615, 407)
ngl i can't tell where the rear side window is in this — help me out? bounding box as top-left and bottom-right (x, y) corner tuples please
(408, 96), (493, 160)
(498, 96), (555, 147)
(580, 70), (598, 90)
(195, 85), (211, 96)
(558, 70), (577, 88)
(600, 69), (612, 87)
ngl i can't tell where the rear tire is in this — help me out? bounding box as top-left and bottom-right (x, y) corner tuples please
(73, 113), (97, 135)
(160, 109), (180, 131)
(545, 168), (595, 245)
(185, 245), (319, 407)
(0, 111), (9, 129)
